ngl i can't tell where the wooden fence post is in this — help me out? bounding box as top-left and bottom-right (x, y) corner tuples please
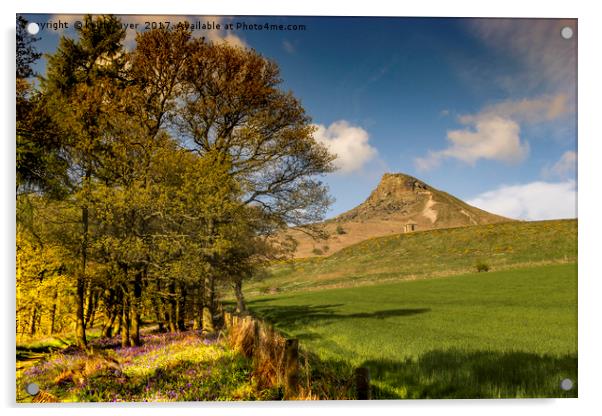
(284, 338), (300, 399)
(355, 367), (371, 400)
(253, 319), (261, 358)
(224, 312), (232, 330)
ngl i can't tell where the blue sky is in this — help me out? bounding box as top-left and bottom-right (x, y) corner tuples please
(21, 14), (577, 220)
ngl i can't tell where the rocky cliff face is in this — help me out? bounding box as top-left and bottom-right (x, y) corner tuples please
(338, 173), (432, 221)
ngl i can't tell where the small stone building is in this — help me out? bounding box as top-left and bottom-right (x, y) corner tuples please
(403, 222), (417, 233)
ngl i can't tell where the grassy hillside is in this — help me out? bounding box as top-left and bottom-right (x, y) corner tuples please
(248, 263), (578, 398)
(250, 219), (576, 295)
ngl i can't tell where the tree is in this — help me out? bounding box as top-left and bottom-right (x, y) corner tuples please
(42, 14), (127, 348)
(16, 16), (41, 79)
(171, 35), (335, 331)
(16, 16), (69, 197)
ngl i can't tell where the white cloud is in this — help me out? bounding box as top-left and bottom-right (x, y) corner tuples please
(542, 150), (577, 179)
(204, 20), (247, 49)
(416, 115), (529, 170)
(415, 95), (570, 171)
(467, 180), (576, 221)
(312, 121), (377, 174)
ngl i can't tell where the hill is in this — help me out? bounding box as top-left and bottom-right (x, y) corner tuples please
(287, 173), (512, 258)
(250, 219), (577, 296)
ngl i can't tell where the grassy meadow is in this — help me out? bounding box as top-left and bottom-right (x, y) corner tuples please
(247, 263), (577, 398)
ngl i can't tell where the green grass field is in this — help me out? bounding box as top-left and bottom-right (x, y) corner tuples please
(249, 220), (577, 295)
(248, 263), (577, 398)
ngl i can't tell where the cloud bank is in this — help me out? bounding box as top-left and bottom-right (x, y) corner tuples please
(467, 180), (576, 221)
(312, 121), (377, 174)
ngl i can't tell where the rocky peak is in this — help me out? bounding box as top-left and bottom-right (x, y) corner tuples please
(337, 173), (431, 220)
(370, 173), (429, 198)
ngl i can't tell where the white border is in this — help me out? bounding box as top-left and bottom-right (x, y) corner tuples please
(3, 1), (601, 415)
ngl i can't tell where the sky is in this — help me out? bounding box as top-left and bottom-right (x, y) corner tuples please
(20, 14), (578, 221)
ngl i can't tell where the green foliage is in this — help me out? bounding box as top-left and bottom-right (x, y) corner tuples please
(335, 224), (346, 235)
(311, 248), (323, 255)
(16, 210), (77, 338)
(248, 263), (578, 398)
(475, 261), (490, 272)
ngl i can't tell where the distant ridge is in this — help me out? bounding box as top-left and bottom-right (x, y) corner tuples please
(287, 173), (513, 258)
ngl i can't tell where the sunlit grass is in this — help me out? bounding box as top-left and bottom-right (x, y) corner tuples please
(248, 263), (578, 398)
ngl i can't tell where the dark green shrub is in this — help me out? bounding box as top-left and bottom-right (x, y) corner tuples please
(476, 261), (490, 272)
(335, 225), (346, 235)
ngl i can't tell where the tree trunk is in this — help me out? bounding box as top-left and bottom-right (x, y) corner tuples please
(167, 280), (177, 333)
(114, 301), (122, 336)
(129, 270), (143, 346)
(76, 177), (91, 349)
(29, 304), (38, 336)
(101, 289), (115, 338)
(75, 276), (87, 348)
(88, 292), (99, 329)
(176, 282), (187, 331)
(201, 273), (215, 334)
(48, 289), (58, 336)
(152, 296), (165, 333)
(121, 289), (130, 348)
(30, 270), (45, 336)
(102, 310), (116, 338)
(234, 277), (247, 313)
(84, 285), (95, 327)
(151, 280), (166, 332)
(192, 284), (201, 330)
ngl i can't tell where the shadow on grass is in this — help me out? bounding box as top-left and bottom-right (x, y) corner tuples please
(247, 302), (430, 330)
(300, 348), (577, 399)
(16, 339), (71, 362)
(361, 349), (578, 399)
(240, 303), (577, 399)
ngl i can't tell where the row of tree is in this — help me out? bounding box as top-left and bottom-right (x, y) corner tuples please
(16, 15), (334, 348)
